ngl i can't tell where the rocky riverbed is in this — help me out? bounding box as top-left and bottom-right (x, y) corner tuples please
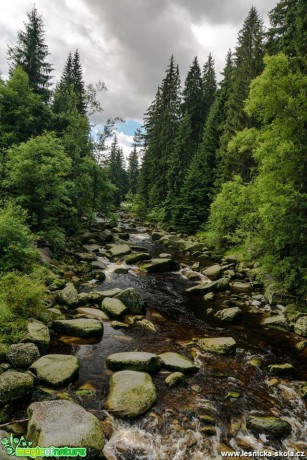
(0, 211), (306, 459)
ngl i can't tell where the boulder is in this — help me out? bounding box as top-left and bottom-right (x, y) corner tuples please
(76, 307), (109, 321)
(267, 363), (295, 376)
(21, 320), (50, 353)
(106, 352), (162, 373)
(246, 415), (292, 438)
(7, 343), (40, 368)
(198, 337), (236, 355)
(186, 278), (229, 294)
(135, 319), (157, 332)
(202, 264), (223, 280)
(107, 244), (131, 258)
(294, 316), (307, 337)
(158, 352), (199, 374)
(215, 307), (242, 323)
(140, 258), (180, 272)
(104, 370), (157, 418)
(151, 231), (165, 241)
(53, 319), (103, 337)
(125, 253), (151, 264)
(159, 253), (172, 258)
(165, 372), (186, 388)
(27, 400), (104, 455)
(98, 288), (122, 298)
(261, 315), (290, 331)
(114, 288), (144, 314)
(30, 355), (79, 387)
(101, 297), (128, 318)
(57, 283), (78, 307)
(0, 371), (34, 404)
(230, 282), (252, 293)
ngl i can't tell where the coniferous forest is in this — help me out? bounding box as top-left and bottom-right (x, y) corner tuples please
(0, 2), (307, 458)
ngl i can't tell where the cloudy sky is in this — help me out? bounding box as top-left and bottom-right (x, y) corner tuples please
(0, 0), (278, 155)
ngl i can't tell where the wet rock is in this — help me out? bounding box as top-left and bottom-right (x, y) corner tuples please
(261, 315), (290, 331)
(165, 372), (186, 388)
(202, 264), (223, 280)
(0, 371), (34, 404)
(198, 337), (236, 355)
(135, 319), (157, 332)
(90, 260), (107, 271)
(125, 252), (151, 264)
(110, 321), (129, 329)
(199, 414), (216, 426)
(56, 282), (79, 307)
(53, 318), (104, 337)
(294, 316), (307, 337)
(246, 415), (292, 438)
(27, 400), (104, 454)
(230, 282), (252, 293)
(98, 288), (123, 298)
(267, 363), (295, 376)
(186, 278), (229, 294)
(159, 253), (172, 258)
(92, 270), (107, 281)
(76, 307), (109, 321)
(104, 370), (157, 418)
(298, 382), (307, 399)
(215, 307), (242, 323)
(114, 267), (129, 274)
(101, 297), (128, 318)
(107, 244), (131, 258)
(117, 232), (130, 240)
(21, 319), (50, 353)
(186, 272), (202, 281)
(158, 352), (199, 374)
(204, 292), (215, 301)
(296, 340), (307, 351)
(151, 231), (165, 241)
(114, 288), (144, 314)
(7, 343), (40, 368)
(30, 355), (79, 388)
(141, 258), (180, 272)
(107, 352), (162, 373)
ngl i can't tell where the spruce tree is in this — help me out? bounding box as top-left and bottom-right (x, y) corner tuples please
(8, 6), (53, 102)
(216, 7), (265, 186)
(72, 50), (87, 114)
(202, 53), (217, 125)
(127, 145), (139, 195)
(107, 135), (128, 206)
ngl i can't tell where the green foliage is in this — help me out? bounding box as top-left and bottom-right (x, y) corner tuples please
(0, 271), (46, 318)
(4, 133), (74, 244)
(0, 201), (36, 272)
(147, 206), (167, 224)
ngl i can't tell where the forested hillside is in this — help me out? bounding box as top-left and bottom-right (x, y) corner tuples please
(137, 1), (307, 294)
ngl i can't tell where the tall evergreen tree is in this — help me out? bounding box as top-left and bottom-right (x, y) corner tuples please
(127, 145), (139, 195)
(216, 7), (265, 186)
(202, 53), (217, 125)
(107, 135), (128, 206)
(267, 0), (307, 71)
(72, 50), (87, 114)
(8, 6), (53, 102)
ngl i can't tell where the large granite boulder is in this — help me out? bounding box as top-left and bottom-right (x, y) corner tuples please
(53, 319), (103, 337)
(198, 337), (236, 355)
(7, 343), (40, 368)
(114, 288), (144, 314)
(158, 352), (199, 374)
(106, 352), (162, 373)
(30, 355), (79, 387)
(101, 297), (128, 318)
(21, 320), (50, 353)
(140, 258), (180, 272)
(27, 400), (104, 455)
(246, 415), (292, 438)
(0, 371), (34, 404)
(104, 370), (157, 418)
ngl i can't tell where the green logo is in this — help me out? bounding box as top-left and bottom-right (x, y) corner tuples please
(1, 435), (87, 458)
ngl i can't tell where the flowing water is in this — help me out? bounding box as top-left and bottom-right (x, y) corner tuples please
(48, 215), (306, 459)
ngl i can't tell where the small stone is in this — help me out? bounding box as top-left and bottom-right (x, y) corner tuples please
(158, 352), (199, 374)
(204, 292), (214, 301)
(101, 297), (128, 318)
(110, 321), (129, 329)
(165, 372), (186, 388)
(135, 319), (157, 332)
(198, 337), (236, 355)
(225, 391), (240, 400)
(267, 363), (295, 376)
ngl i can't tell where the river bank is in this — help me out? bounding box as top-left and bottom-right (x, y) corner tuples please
(0, 211), (306, 459)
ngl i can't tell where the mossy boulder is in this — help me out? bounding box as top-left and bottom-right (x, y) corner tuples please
(101, 297), (128, 318)
(7, 343), (40, 368)
(230, 282), (252, 293)
(104, 370), (157, 418)
(125, 253), (151, 264)
(294, 316), (307, 337)
(114, 288), (144, 314)
(56, 283), (78, 307)
(141, 258), (180, 272)
(106, 352), (162, 373)
(53, 319), (103, 337)
(202, 264), (223, 280)
(30, 355), (79, 388)
(27, 400), (104, 454)
(186, 278), (229, 294)
(158, 352), (199, 374)
(198, 337), (236, 355)
(246, 415), (292, 438)
(0, 371), (34, 404)
(76, 307), (109, 321)
(165, 372), (186, 388)
(107, 244), (131, 258)
(21, 320), (50, 353)
(262, 315), (290, 332)
(215, 307), (242, 323)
